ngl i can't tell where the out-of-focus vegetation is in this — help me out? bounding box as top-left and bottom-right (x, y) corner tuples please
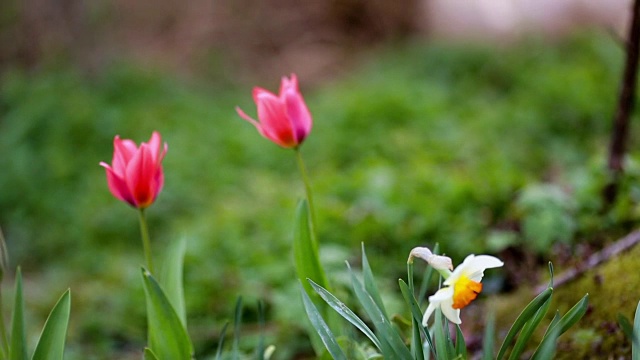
(1, 32), (639, 358)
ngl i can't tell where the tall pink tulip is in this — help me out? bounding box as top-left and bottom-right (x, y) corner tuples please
(236, 74), (313, 148)
(100, 131), (167, 209)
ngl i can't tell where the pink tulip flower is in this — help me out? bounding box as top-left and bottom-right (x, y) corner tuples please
(100, 131), (167, 209)
(236, 74), (313, 148)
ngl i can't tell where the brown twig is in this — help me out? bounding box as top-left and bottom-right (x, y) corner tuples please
(604, 0), (640, 205)
(535, 229), (640, 293)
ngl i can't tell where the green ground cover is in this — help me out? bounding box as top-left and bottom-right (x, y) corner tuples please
(0, 32), (638, 358)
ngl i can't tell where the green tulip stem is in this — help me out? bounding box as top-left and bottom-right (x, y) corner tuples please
(138, 208), (154, 274)
(295, 147), (317, 236)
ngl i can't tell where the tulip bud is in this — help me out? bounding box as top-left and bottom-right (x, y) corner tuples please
(100, 131), (167, 209)
(236, 74), (313, 148)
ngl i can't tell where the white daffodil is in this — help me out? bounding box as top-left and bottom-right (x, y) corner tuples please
(422, 254), (503, 326)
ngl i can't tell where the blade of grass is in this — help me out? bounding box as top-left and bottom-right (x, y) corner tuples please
(482, 311), (495, 360)
(9, 268), (26, 360)
(496, 287), (553, 360)
(634, 300), (640, 360)
(507, 295), (552, 360)
(31, 290), (71, 360)
(455, 325), (466, 358)
(300, 284), (347, 360)
(144, 348), (159, 360)
(232, 297), (242, 360)
(160, 236), (187, 327)
(308, 279), (381, 350)
(531, 294), (589, 359)
(294, 200), (329, 297)
(361, 243), (387, 318)
(398, 279), (434, 356)
(215, 322), (230, 360)
(348, 263), (412, 359)
(141, 269), (193, 360)
(434, 308), (451, 360)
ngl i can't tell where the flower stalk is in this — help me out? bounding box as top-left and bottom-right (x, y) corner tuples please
(138, 208), (154, 274)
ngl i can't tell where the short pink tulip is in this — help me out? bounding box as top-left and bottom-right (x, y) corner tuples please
(236, 74), (313, 148)
(100, 131), (167, 209)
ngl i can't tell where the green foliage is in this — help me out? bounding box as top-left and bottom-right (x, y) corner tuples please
(0, 32), (632, 357)
(31, 290), (71, 360)
(9, 268), (26, 360)
(141, 268), (193, 359)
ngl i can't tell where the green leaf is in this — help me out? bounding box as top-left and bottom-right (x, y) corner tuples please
(482, 311), (495, 360)
(256, 300), (265, 360)
(144, 348), (159, 360)
(31, 289), (71, 360)
(10, 268), (27, 360)
(551, 294), (589, 337)
(308, 279), (381, 350)
(531, 294), (588, 359)
(496, 287), (553, 360)
(530, 323), (560, 360)
(348, 264), (412, 359)
(215, 322), (229, 360)
(508, 294), (552, 360)
(300, 284), (347, 360)
(294, 200), (329, 297)
(361, 244), (387, 318)
(141, 268), (193, 360)
(232, 297), (242, 360)
(160, 236), (187, 327)
(634, 301), (640, 360)
(398, 279), (433, 356)
(455, 325), (466, 358)
(434, 308), (451, 360)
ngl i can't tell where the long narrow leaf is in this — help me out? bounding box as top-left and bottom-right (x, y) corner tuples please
(482, 311), (495, 360)
(434, 308), (451, 360)
(31, 290), (71, 360)
(361, 244), (387, 318)
(634, 301), (640, 360)
(141, 268), (193, 360)
(300, 284), (347, 360)
(496, 287), (553, 360)
(455, 325), (466, 358)
(552, 294), (589, 336)
(508, 295), (552, 360)
(531, 295), (589, 359)
(257, 300), (265, 360)
(398, 279), (434, 355)
(215, 322), (230, 360)
(9, 268), (27, 360)
(349, 264), (412, 359)
(308, 279), (381, 350)
(531, 323), (560, 360)
(160, 236), (187, 327)
(144, 348), (159, 360)
(294, 200), (329, 297)
(232, 297), (242, 360)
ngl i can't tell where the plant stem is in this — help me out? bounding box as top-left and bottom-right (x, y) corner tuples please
(138, 208), (154, 274)
(295, 147), (317, 235)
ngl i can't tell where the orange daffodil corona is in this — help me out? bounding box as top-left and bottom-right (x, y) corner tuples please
(409, 247), (503, 325)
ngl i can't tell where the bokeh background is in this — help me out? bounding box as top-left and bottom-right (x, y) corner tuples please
(0, 0), (637, 358)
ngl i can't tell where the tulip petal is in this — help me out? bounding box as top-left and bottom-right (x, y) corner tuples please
(283, 82), (312, 143)
(254, 90), (296, 147)
(100, 162), (135, 206)
(126, 144), (156, 208)
(113, 137), (139, 176)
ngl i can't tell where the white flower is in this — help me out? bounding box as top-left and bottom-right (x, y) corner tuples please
(408, 247), (453, 271)
(422, 254), (503, 325)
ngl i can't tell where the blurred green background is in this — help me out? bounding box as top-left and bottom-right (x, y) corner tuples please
(1, 1), (639, 358)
